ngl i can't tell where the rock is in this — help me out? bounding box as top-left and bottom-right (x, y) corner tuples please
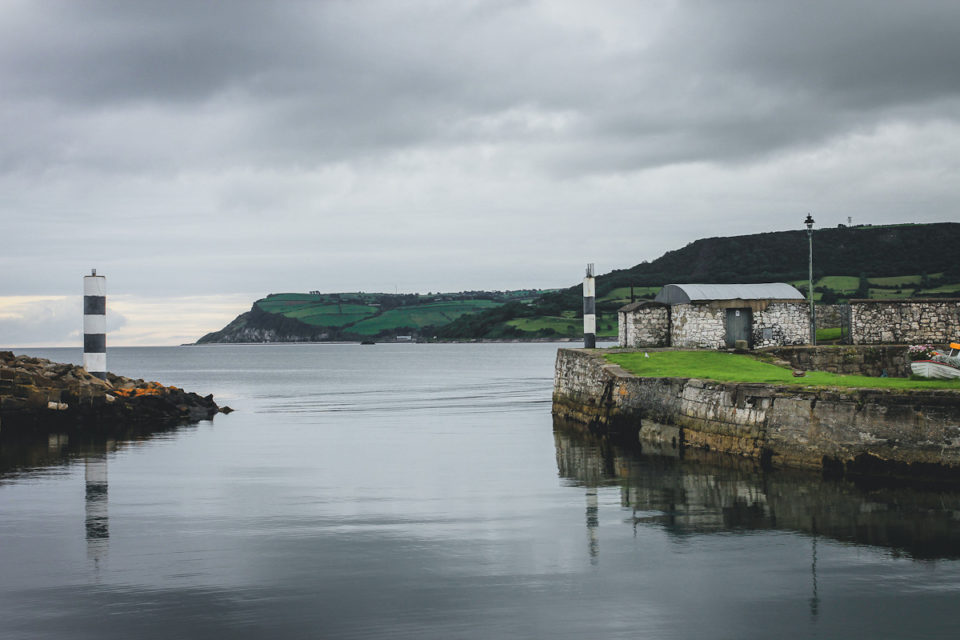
(1, 353), (218, 434)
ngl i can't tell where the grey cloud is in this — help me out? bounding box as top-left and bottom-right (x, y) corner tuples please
(5, 1), (959, 175)
(0, 297), (126, 347)
(1, 0), (959, 336)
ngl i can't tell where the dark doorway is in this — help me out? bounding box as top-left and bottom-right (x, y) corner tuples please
(725, 308), (752, 348)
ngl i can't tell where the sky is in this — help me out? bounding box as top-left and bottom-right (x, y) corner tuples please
(2, 0), (959, 346)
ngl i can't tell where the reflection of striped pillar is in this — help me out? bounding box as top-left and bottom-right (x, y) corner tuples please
(583, 263), (596, 348)
(85, 453), (109, 564)
(83, 270), (107, 380)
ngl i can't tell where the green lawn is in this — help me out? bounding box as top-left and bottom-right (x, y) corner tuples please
(604, 351), (960, 390)
(815, 327), (842, 341)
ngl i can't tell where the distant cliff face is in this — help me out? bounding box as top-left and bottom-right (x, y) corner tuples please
(196, 306), (329, 344)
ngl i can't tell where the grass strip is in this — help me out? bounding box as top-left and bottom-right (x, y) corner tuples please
(604, 350), (960, 390)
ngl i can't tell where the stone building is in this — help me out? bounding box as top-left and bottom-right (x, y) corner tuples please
(618, 283), (811, 349)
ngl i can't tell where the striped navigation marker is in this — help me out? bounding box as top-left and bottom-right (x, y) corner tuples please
(583, 263), (596, 349)
(83, 269), (107, 380)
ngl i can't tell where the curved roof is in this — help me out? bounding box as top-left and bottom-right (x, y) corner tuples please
(654, 283), (805, 304)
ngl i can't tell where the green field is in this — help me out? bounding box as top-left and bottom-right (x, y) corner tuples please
(507, 316), (618, 336)
(919, 283), (960, 295)
(605, 351), (960, 390)
(868, 288), (915, 299)
(507, 316), (579, 335)
(869, 275), (922, 287)
(348, 300), (502, 335)
(599, 286), (660, 303)
(817, 276), (860, 292)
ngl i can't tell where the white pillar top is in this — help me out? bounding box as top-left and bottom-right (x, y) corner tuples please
(83, 275), (106, 296)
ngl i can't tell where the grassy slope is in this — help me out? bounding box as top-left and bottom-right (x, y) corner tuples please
(605, 351), (960, 390)
(348, 300), (502, 335)
(507, 316), (618, 336)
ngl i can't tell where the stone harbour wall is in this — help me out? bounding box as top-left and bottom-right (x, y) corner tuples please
(851, 298), (960, 345)
(553, 348), (960, 478)
(618, 305), (670, 348)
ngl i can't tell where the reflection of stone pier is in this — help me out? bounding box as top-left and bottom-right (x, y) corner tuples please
(85, 449), (109, 567)
(554, 418), (960, 559)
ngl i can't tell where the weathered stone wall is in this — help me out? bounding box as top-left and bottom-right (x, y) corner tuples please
(553, 348), (960, 477)
(618, 305), (669, 348)
(763, 345), (910, 377)
(751, 302), (810, 348)
(670, 304), (726, 348)
(850, 299), (960, 345)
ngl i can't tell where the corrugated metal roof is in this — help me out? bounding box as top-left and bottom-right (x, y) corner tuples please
(654, 283), (805, 304)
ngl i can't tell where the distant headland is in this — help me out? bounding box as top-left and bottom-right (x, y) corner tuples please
(196, 222), (960, 344)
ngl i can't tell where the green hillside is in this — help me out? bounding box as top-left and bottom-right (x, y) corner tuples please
(197, 222), (960, 343)
(435, 222), (960, 340)
(196, 290), (546, 343)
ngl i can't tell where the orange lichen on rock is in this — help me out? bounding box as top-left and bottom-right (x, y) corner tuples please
(112, 386), (169, 398)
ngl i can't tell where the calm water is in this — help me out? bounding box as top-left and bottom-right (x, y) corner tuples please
(2, 343), (960, 639)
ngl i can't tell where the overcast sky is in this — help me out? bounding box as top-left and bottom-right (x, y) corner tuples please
(2, 0), (959, 346)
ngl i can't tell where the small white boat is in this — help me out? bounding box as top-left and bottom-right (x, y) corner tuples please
(911, 342), (960, 379)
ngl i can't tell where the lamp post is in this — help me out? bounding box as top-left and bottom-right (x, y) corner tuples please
(805, 214), (815, 345)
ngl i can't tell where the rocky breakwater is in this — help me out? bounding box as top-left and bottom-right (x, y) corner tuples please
(0, 351), (222, 433)
(554, 348), (960, 481)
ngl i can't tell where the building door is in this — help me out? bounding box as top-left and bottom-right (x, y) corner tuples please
(725, 308), (752, 348)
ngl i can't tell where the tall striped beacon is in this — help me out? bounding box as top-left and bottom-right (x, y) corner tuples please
(83, 269), (107, 380)
(583, 263), (596, 349)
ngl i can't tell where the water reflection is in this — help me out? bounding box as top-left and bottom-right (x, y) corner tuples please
(554, 418), (960, 560)
(85, 447), (110, 569)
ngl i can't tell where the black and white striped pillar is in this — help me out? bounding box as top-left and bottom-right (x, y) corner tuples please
(583, 263), (596, 348)
(83, 269), (106, 380)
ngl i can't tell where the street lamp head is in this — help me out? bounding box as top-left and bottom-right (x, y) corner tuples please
(804, 213), (815, 230)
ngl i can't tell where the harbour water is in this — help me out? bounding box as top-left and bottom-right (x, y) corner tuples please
(2, 343), (959, 639)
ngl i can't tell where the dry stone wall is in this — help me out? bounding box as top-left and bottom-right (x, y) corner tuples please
(763, 345), (909, 377)
(618, 305), (669, 348)
(851, 299), (960, 344)
(670, 304), (726, 348)
(751, 303), (810, 348)
(553, 348), (960, 477)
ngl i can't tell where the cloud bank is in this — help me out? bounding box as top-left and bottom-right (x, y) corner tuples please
(1, 1), (958, 344)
